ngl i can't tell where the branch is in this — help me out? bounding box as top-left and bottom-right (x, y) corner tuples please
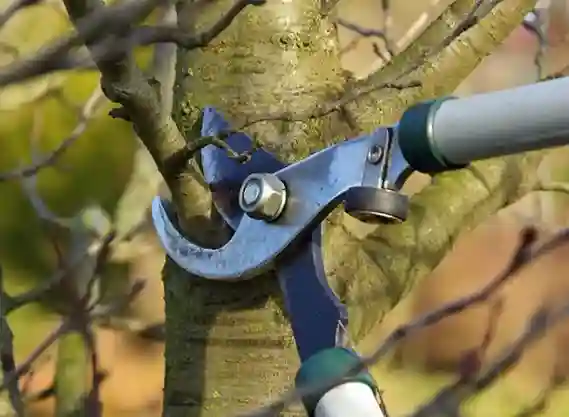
(0, 149), (146, 414)
(0, 86), (105, 182)
(102, 0), (266, 48)
(0, 320), (72, 394)
(345, 0), (534, 131)
(0, 232), (115, 317)
(321, 0), (552, 341)
(0, 0), (163, 88)
(238, 225), (569, 417)
(150, 4), (178, 123)
(60, 0), (264, 232)
(336, 18), (394, 59)
(0, 0), (266, 88)
(534, 180), (569, 195)
(0, 267), (24, 417)
(411, 301), (569, 417)
(235, 81), (421, 130)
(230, 1), (532, 139)
(110, 3), (176, 241)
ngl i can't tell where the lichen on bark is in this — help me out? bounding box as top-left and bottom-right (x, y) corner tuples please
(173, 0), (351, 162)
(164, 1), (349, 416)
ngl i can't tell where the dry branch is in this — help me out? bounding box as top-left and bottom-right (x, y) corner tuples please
(0, 0), (163, 87)
(0, 266), (24, 417)
(411, 301), (569, 417)
(239, 225), (569, 417)
(0, 86), (105, 182)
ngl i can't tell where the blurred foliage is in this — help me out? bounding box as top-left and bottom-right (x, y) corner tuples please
(0, 1), (158, 294)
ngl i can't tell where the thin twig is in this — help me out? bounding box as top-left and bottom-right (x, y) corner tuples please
(0, 266), (24, 417)
(0, 0), (266, 88)
(235, 81), (421, 130)
(0, 319), (72, 393)
(0, 86), (105, 182)
(238, 226), (569, 417)
(411, 301), (569, 417)
(523, 7), (549, 80)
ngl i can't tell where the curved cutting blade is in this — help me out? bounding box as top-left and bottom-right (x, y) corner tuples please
(200, 106), (285, 230)
(198, 107), (347, 361)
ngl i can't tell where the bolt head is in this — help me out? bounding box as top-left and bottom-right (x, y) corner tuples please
(239, 173), (287, 221)
(367, 145), (383, 164)
(242, 181), (262, 205)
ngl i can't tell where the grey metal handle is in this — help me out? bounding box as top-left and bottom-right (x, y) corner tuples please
(398, 76), (569, 173)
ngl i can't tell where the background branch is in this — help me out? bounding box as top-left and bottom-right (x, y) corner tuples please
(239, 225), (569, 417)
(0, 87), (105, 182)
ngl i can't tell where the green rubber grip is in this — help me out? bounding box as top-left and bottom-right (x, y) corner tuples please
(398, 97), (467, 174)
(294, 347), (378, 417)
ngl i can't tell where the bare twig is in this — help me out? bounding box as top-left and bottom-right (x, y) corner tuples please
(457, 297), (504, 381)
(411, 301), (569, 417)
(0, 266), (24, 417)
(236, 80), (421, 130)
(336, 18), (394, 60)
(0, 0), (165, 88)
(523, 6), (549, 80)
(110, 2), (176, 241)
(100, 0), (266, 49)
(534, 181), (569, 195)
(0, 86), (105, 182)
(0, 319), (72, 394)
(0, 0), (265, 88)
(59, 0), (262, 215)
(0, 257), (142, 413)
(238, 225), (569, 417)
(234, 0), (511, 133)
(337, 0), (393, 61)
(90, 279), (145, 319)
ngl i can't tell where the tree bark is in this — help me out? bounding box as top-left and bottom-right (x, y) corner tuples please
(162, 1), (539, 416)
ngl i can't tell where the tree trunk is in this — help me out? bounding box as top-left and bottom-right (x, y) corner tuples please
(164, 1), (348, 416)
(162, 1), (539, 416)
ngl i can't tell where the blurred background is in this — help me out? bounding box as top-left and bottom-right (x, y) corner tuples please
(1, 0), (569, 416)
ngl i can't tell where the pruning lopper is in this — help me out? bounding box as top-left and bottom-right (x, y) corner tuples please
(152, 76), (569, 417)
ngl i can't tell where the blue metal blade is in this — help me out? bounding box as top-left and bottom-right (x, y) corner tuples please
(276, 230), (348, 362)
(200, 106), (285, 230)
(200, 106), (347, 361)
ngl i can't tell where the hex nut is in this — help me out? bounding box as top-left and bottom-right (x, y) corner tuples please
(239, 173), (287, 221)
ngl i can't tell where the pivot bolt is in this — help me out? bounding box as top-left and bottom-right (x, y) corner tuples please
(239, 173), (287, 222)
(367, 145), (383, 164)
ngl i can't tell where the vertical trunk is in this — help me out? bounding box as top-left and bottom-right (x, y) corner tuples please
(163, 1), (348, 416)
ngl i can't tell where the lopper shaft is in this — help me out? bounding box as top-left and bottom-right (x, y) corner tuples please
(398, 76), (569, 174)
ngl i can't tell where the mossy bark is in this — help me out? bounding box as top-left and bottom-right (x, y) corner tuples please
(164, 1), (348, 416)
(162, 1), (538, 416)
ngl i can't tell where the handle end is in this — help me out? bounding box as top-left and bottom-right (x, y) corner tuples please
(295, 347), (383, 417)
(398, 97), (467, 174)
